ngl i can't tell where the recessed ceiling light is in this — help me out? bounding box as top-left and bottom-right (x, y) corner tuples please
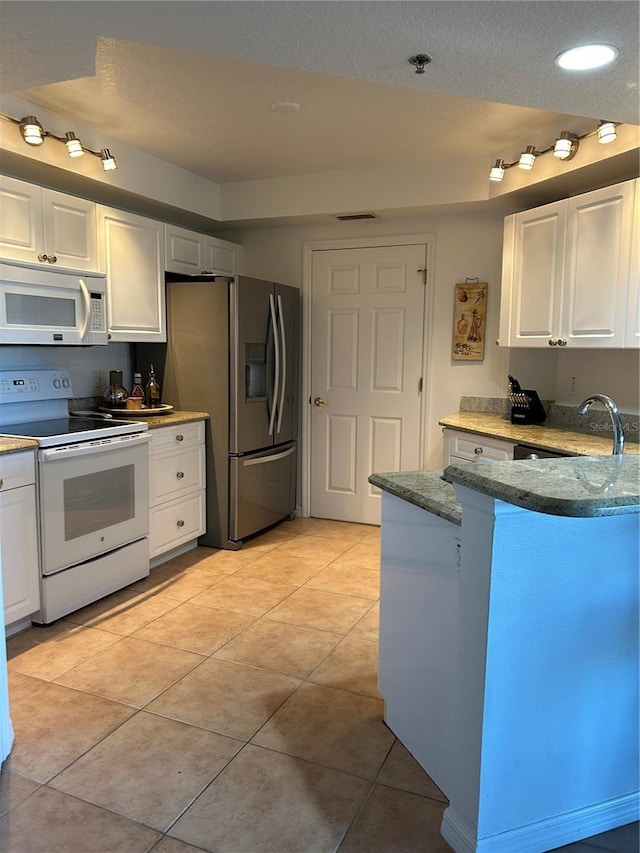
(555, 44), (619, 71)
(269, 102), (301, 113)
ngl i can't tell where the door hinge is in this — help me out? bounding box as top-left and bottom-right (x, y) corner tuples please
(418, 377), (423, 394)
(417, 268), (427, 285)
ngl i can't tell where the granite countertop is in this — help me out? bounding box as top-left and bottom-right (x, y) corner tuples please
(131, 410), (209, 429)
(0, 437), (38, 456)
(443, 455), (640, 517)
(369, 470), (461, 526)
(439, 411), (640, 456)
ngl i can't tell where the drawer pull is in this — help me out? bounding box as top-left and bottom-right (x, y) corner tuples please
(177, 519), (185, 528)
(176, 471), (184, 479)
(474, 447), (483, 455)
(175, 434), (184, 442)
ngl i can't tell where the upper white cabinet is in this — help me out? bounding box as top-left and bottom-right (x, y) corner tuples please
(98, 206), (166, 342)
(0, 175), (99, 272)
(500, 179), (637, 349)
(625, 181), (640, 349)
(165, 223), (243, 276)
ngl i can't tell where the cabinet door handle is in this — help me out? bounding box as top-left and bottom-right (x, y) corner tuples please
(38, 253), (48, 262)
(548, 338), (558, 347)
(177, 519), (185, 528)
(0, 477), (3, 489)
(176, 471), (184, 479)
(48, 255), (57, 263)
(474, 447), (483, 455)
(175, 434), (184, 442)
(557, 338), (567, 346)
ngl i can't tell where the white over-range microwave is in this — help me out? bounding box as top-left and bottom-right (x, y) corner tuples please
(0, 261), (108, 345)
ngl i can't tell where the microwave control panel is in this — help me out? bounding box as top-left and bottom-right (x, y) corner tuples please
(89, 292), (106, 331)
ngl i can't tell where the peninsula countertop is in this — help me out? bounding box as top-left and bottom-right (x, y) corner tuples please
(371, 455), (640, 520)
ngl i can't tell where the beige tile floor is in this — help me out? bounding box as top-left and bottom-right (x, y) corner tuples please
(0, 516), (638, 853)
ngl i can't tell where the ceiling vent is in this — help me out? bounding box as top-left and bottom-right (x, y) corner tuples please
(335, 212), (377, 221)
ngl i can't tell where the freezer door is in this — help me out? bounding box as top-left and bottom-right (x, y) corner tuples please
(274, 283), (299, 445)
(230, 276), (276, 453)
(229, 442), (297, 541)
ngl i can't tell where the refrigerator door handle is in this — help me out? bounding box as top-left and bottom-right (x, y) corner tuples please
(268, 293), (280, 436)
(241, 445), (296, 467)
(276, 294), (287, 434)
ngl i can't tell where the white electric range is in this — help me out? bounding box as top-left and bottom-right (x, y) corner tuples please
(0, 369), (151, 624)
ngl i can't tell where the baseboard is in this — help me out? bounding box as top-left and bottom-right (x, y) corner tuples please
(441, 791), (639, 853)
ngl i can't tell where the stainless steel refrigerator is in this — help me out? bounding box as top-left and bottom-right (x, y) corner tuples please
(138, 275), (299, 549)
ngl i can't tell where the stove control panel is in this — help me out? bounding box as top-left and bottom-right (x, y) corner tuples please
(0, 370), (73, 401)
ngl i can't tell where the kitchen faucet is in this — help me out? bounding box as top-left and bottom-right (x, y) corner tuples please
(577, 394), (625, 455)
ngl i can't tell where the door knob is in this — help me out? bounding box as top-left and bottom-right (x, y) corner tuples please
(313, 397), (328, 407)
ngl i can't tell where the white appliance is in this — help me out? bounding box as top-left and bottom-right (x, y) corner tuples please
(0, 261), (108, 345)
(0, 370), (150, 623)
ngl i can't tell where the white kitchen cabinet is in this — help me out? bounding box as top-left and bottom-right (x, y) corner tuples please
(625, 179), (640, 348)
(98, 206), (165, 342)
(0, 451), (40, 631)
(443, 428), (515, 467)
(164, 224), (243, 276)
(148, 420), (206, 562)
(500, 179), (637, 349)
(0, 175), (99, 271)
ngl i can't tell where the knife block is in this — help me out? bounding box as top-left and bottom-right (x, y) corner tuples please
(510, 390), (547, 425)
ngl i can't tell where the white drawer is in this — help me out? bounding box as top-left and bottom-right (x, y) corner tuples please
(0, 450), (36, 490)
(149, 490), (205, 557)
(149, 420), (204, 456)
(445, 429), (515, 464)
(150, 445), (205, 505)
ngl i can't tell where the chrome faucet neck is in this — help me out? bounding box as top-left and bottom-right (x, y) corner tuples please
(577, 394), (625, 455)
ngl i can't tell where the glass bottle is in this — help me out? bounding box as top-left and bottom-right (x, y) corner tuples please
(130, 373), (145, 400)
(103, 370), (129, 409)
(145, 364), (161, 408)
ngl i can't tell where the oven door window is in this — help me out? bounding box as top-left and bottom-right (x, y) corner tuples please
(38, 440), (149, 576)
(64, 464), (135, 540)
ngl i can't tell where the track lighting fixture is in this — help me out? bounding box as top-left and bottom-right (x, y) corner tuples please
(597, 120), (617, 144)
(1, 112), (118, 171)
(19, 115), (45, 146)
(553, 132), (579, 160)
(488, 120), (621, 182)
(518, 145), (537, 170)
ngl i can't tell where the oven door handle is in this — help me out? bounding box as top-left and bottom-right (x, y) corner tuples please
(39, 432), (151, 462)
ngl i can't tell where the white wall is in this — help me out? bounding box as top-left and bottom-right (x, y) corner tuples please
(231, 211), (510, 468)
(554, 349), (640, 413)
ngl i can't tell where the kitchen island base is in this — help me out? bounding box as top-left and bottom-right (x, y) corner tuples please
(377, 479), (639, 853)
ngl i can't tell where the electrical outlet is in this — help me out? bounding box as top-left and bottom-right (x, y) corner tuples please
(569, 375), (578, 395)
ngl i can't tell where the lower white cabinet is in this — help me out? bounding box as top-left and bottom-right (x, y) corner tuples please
(0, 451), (40, 628)
(148, 421), (206, 561)
(443, 428), (515, 467)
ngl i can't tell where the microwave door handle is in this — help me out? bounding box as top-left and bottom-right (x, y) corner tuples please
(268, 293), (280, 436)
(276, 294), (286, 434)
(79, 278), (91, 340)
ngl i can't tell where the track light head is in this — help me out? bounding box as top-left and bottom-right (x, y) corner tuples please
(553, 131), (579, 161)
(489, 159), (506, 182)
(100, 149), (118, 171)
(19, 115), (45, 146)
(597, 121), (617, 144)
(518, 145), (537, 170)
(64, 131), (84, 158)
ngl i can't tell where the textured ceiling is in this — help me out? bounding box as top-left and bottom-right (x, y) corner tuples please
(1, 1), (638, 185)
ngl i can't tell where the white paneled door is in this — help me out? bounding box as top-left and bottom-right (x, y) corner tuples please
(310, 243), (427, 524)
